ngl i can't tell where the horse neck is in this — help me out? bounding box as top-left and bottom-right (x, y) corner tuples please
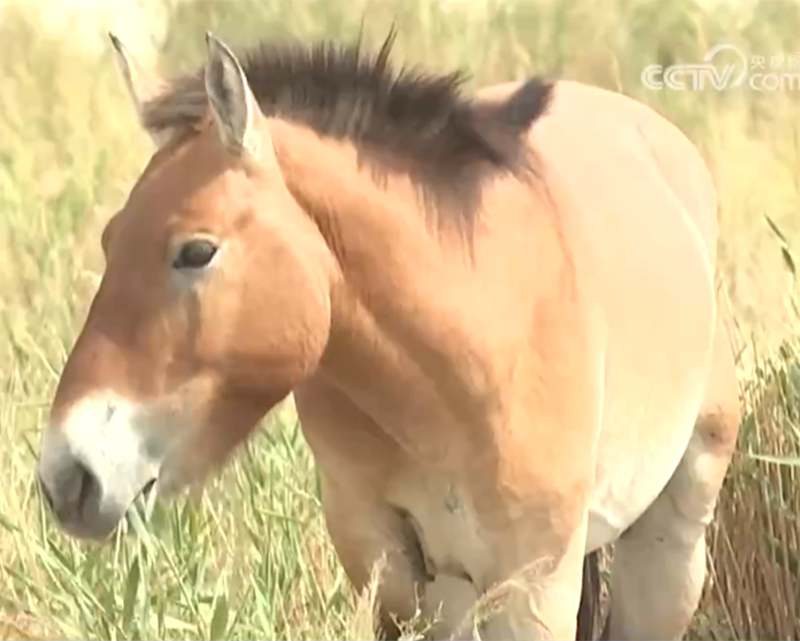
(269, 119), (504, 447)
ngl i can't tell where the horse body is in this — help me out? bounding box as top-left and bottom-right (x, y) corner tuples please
(289, 78), (738, 638)
(521, 79), (739, 639)
(522, 78), (721, 550)
(36, 32), (739, 640)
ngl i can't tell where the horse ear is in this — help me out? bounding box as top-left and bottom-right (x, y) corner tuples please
(108, 32), (168, 147)
(204, 32), (262, 159)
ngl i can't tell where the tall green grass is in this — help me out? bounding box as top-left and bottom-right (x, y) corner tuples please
(1, 1), (798, 639)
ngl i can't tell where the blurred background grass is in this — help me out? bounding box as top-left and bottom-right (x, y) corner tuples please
(0, 0), (798, 639)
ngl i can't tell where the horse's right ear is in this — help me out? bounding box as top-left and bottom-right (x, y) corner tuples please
(108, 32), (168, 147)
(204, 32), (263, 161)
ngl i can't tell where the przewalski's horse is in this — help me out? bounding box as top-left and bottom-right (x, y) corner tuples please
(37, 30), (740, 640)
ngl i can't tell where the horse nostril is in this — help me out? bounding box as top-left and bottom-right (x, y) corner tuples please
(74, 461), (101, 515)
(38, 458), (103, 524)
(38, 473), (55, 512)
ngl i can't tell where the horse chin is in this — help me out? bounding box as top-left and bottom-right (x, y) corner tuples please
(152, 451), (214, 501)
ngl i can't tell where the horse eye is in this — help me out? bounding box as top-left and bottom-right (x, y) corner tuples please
(172, 239), (218, 270)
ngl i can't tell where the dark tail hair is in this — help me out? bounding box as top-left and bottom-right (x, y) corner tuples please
(576, 550), (604, 640)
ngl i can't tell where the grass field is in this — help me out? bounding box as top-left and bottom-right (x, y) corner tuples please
(1, 0), (798, 639)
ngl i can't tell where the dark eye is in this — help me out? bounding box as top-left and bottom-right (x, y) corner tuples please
(172, 238), (219, 270)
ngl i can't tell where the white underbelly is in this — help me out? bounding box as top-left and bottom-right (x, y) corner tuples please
(584, 351), (711, 553)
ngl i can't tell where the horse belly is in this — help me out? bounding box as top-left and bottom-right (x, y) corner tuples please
(529, 81), (719, 552)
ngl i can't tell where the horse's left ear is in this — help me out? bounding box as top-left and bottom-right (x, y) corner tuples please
(108, 32), (168, 147)
(204, 32), (262, 160)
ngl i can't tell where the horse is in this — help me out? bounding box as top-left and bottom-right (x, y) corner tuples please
(36, 29), (741, 640)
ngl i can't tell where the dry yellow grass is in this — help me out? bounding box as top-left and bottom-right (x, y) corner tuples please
(1, 1), (798, 639)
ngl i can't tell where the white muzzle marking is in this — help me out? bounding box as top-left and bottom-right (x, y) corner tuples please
(37, 393), (163, 540)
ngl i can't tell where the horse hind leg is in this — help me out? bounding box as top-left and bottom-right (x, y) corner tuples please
(600, 314), (741, 640)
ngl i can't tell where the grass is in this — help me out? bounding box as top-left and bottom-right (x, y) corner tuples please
(0, 0), (798, 638)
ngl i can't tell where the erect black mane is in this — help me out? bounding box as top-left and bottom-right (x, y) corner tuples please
(142, 29), (554, 237)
